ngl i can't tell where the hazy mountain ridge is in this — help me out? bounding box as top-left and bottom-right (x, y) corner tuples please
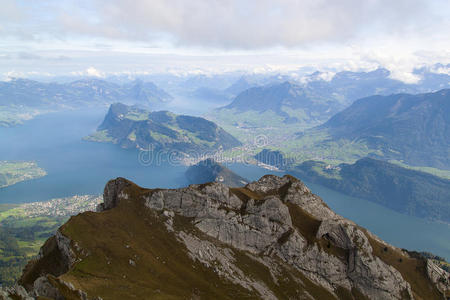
(7, 176), (449, 299)
(320, 89), (450, 169)
(0, 78), (172, 109)
(290, 158), (450, 224)
(254, 148), (297, 170)
(211, 68), (450, 130)
(185, 159), (249, 187)
(300, 66), (450, 101)
(87, 103), (242, 154)
(222, 81), (342, 124)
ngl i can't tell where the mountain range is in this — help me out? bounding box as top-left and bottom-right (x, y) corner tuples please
(0, 78), (172, 109)
(5, 176), (449, 299)
(182, 76), (259, 104)
(212, 67), (450, 127)
(223, 81), (342, 125)
(319, 89), (450, 169)
(87, 103), (242, 154)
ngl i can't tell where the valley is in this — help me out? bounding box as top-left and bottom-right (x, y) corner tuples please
(0, 194), (101, 285)
(210, 89), (450, 174)
(2, 2), (450, 298)
(0, 68), (449, 296)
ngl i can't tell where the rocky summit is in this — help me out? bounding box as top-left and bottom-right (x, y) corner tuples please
(4, 175), (449, 299)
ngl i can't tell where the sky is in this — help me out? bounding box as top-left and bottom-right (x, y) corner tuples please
(0, 0), (449, 82)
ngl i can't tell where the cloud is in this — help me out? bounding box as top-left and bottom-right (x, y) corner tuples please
(17, 52), (42, 60)
(429, 64), (450, 76)
(0, 0), (24, 23)
(0, 54), (11, 60)
(70, 67), (105, 78)
(54, 0), (443, 49)
(86, 67), (103, 77)
(0, 0), (448, 81)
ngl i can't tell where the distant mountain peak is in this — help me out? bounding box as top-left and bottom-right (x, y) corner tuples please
(320, 89), (450, 169)
(185, 158), (249, 187)
(90, 103), (242, 154)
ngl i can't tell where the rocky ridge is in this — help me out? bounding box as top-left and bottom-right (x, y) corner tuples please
(4, 175), (449, 299)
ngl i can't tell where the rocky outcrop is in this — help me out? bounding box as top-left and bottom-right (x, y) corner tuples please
(6, 175), (449, 299)
(142, 175), (420, 299)
(97, 177), (131, 211)
(427, 259), (450, 296)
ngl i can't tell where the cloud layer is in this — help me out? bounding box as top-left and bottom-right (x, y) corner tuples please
(58, 0), (441, 48)
(1, 0), (447, 49)
(0, 0), (448, 79)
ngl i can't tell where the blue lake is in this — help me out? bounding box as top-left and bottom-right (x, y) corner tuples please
(0, 108), (449, 260)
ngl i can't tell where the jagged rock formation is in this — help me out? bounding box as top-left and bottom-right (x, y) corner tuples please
(6, 176), (449, 299)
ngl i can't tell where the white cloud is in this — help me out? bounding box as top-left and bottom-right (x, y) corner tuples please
(0, 0), (23, 23)
(55, 0), (443, 49)
(2, 0), (445, 50)
(86, 66), (103, 77)
(70, 67), (105, 78)
(0, 0), (448, 81)
(429, 64), (450, 76)
(1, 70), (52, 81)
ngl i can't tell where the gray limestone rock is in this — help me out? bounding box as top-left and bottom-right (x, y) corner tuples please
(16, 174), (449, 300)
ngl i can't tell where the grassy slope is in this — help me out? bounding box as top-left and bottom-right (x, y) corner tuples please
(364, 231), (443, 300)
(49, 191), (264, 299)
(389, 160), (450, 180)
(19, 180), (445, 299)
(20, 183), (340, 299)
(0, 195), (101, 285)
